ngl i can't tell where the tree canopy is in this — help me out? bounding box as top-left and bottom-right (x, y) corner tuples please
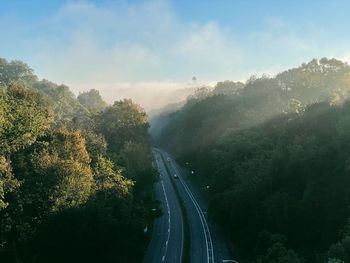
(77, 89), (108, 113)
(0, 58), (156, 263)
(155, 58), (350, 263)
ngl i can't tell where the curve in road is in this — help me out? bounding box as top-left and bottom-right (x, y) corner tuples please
(162, 150), (232, 263)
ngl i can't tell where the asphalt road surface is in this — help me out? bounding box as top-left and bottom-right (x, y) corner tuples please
(161, 149), (232, 263)
(145, 148), (232, 263)
(143, 150), (184, 263)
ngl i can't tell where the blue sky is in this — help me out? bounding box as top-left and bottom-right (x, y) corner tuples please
(1, 0), (350, 103)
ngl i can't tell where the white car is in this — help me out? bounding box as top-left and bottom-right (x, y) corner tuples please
(173, 174), (178, 179)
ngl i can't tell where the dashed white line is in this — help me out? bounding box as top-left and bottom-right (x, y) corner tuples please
(158, 153), (171, 262)
(153, 149), (184, 263)
(166, 152), (215, 263)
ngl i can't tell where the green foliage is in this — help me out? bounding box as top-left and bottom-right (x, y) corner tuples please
(77, 89), (108, 113)
(198, 103), (350, 262)
(96, 99), (149, 152)
(83, 131), (108, 163)
(32, 80), (89, 126)
(27, 194), (148, 263)
(0, 84), (52, 155)
(29, 129), (94, 212)
(119, 141), (156, 196)
(186, 86), (212, 105)
(158, 58), (350, 156)
(96, 98), (156, 199)
(212, 80), (244, 95)
(157, 58), (350, 263)
(288, 98), (305, 114)
(326, 219), (350, 263)
(256, 242), (304, 263)
(0, 58), (155, 262)
(0, 156), (19, 210)
(327, 259), (345, 263)
(93, 155), (133, 196)
(0, 58), (37, 86)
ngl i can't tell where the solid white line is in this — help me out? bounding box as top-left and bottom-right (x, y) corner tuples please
(166, 152), (215, 263)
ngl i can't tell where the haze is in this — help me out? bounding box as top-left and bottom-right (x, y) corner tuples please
(4, 1), (350, 263)
(2, 0), (350, 111)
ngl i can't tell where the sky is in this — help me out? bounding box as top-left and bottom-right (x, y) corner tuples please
(1, 0), (350, 108)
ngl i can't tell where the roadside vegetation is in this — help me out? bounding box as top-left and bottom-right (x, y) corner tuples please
(0, 58), (156, 263)
(155, 58), (350, 263)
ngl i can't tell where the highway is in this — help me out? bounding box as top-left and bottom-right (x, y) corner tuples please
(160, 149), (232, 263)
(144, 149), (232, 263)
(143, 150), (184, 263)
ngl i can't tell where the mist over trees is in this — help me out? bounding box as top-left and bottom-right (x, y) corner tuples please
(3, 53), (350, 263)
(0, 58), (156, 262)
(78, 89), (108, 113)
(155, 58), (350, 263)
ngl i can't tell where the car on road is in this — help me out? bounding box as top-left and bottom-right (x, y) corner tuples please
(150, 207), (162, 217)
(167, 157), (171, 162)
(173, 174), (178, 179)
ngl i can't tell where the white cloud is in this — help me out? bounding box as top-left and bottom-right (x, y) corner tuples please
(2, 1), (350, 111)
(28, 0), (245, 85)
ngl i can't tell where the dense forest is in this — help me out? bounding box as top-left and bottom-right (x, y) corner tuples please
(0, 58), (156, 262)
(155, 58), (350, 263)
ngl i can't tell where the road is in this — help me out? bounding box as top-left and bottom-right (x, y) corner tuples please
(143, 150), (184, 263)
(160, 149), (232, 263)
(144, 149), (232, 263)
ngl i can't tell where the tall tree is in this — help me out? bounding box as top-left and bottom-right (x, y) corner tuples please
(0, 84), (52, 155)
(96, 99), (149, 155)
(77, 89), (108, 113)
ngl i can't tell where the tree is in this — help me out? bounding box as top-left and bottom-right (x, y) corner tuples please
(0, 84), (52, 155)
(157, 58), (350, 262)
(256, 242), (303, 263)
(288, 98), (305, 114)
(77, 89), (108, 113)
(28, 129), (94, 212)
(212, 80), (244, 95)
(96, 99), (149, 156)
(93, 155), (133, 196)
(187, 86), (211, 102)
(0, 57), (155, 263)
(32, 80), (88, 126)
(0, 156), (19, 210)
(0, 58), (37, 86)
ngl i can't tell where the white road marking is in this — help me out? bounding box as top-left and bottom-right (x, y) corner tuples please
(153, 149), (183, 263)
(157, 152), (171, 263)
(166, 152), (215, 263)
